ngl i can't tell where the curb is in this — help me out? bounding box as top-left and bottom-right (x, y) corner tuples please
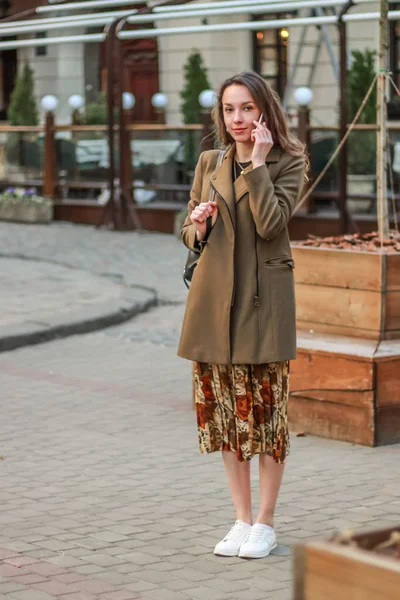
(0, 285), (158, 354)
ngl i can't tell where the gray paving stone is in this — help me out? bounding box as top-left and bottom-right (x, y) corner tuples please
(10, 590), (58, 600)
(0, 222), (398, 600)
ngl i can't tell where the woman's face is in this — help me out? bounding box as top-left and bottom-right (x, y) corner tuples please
(222, 84), (262, 145)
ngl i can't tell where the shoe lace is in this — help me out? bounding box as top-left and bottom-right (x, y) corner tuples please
(223, 522), (247, 542)
(245, 526), (268, 543)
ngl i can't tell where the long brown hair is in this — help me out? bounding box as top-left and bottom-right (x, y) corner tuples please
(212, 71), (308, 168)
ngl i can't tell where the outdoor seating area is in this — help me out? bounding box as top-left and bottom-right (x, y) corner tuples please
(0, 120), (399, 235)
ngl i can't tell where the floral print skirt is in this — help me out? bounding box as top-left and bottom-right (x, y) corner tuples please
(193, 361), (290, 464)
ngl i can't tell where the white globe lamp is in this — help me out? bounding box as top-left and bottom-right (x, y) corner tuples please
(122, 92), (135, 110)
(151, 92), (168, 110)
(199, 89), (217, 110)
(293, 87), (313, 107)
(68, 94), (84, 110)
(41, 95), (59, 113)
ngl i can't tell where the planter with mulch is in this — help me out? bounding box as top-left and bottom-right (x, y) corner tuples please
(289, 232), (400, 447)
(294, 525), (400, 600)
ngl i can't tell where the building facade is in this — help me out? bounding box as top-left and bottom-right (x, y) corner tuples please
(0, 1), (396, 125)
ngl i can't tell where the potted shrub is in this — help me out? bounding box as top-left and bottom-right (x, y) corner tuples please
(180, 51), (212, 175)
(0, 187), (52, 223)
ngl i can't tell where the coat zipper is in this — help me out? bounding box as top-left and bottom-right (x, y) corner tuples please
(254, 224), (260, 307)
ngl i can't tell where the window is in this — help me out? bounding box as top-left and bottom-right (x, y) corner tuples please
(252, 14), (291, 98)
(35, 32), (47, 57)
(390, 5), (400, 92)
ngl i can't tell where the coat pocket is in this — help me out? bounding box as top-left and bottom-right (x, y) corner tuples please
(264, 256), (295, 269)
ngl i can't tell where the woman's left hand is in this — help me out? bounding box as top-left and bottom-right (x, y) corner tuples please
(251, 120), (273, 169)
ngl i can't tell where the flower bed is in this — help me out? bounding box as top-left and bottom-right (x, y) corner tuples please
(0, 187), (53, 223)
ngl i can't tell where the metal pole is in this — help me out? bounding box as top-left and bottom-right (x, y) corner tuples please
(43, 111), (56, 199)
(283, 19), (309, 109)
(115, 17), (141, 231)
(37, 0), (145, 13)
(297, 106), (315, 213)
(0, 13), (134, 37)
(153, 0), (380, 12)
(337, 2), (353, 234)
(377, 0), (390, 239)
(96, 0), (189, 230)
(315, 7), (340, 81)
(3, 11), (400, 51)
(0, 9), (134, 31)
(97, 20), (120, 230)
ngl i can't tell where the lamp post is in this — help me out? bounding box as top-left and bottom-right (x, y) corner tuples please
(68, 94), (84, 125)
(41, 94), (58, 199)
(294, 86), (313, 213)
(199, 88), (217, 151)
(151, 92), (168, 124)
(120, 91), (135, 228)
(294, 86), (312, 150)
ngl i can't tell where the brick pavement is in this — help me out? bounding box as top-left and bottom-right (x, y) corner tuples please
(0, 305), (399, 600)
(0, 228), (157, 352)
(0, 222), (186, 304)
(0, 222), (399, 599)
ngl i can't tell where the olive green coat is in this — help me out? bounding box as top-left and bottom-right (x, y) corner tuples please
(178, 143), (305, 365)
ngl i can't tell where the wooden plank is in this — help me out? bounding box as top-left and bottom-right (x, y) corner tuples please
(383, 329), (400, 340)
(306, 571), (392, 600)
(376, 358), (400, 407)
(375, 405), (400, 445)
(292, 247), (382, 291)
(291, 389), (374, 408)
(291, 350), (374, 400)
(386, 253), (400, 291)
(53, 203), (179, 233)
(288, 396), (374, 446)
(296, 283), (382, 334)
(293, 545), (305, 600)
(385, 291), (400, 331)
(304, 542), (400, 600)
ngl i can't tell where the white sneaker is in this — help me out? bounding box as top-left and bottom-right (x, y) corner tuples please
(238, 523), (277, 559)
(214, 520), (252, 557)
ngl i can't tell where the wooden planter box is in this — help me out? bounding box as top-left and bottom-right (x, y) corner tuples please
(291, 246), (400, 341)
(289, 246), (400, 446)
(0, 201), (53, 224)
(290, 333), (400, 446)
(294, 526), (400, 600)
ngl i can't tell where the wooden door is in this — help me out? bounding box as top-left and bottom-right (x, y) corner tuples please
(123, 38), (159, 123)
(101, 36), (160, 123)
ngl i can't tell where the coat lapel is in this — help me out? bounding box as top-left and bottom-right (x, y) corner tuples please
(234, 145), (283, 204)
(234, 175), (249, 203)
(209, 144), (236, 228)
(209, 144), (283, 216)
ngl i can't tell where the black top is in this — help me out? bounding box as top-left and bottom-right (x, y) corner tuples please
(233, 160), (252, 180)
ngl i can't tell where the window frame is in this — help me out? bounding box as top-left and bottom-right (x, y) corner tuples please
(251, 13), (293, 98)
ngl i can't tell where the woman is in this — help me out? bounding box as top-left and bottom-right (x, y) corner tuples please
(178, 71), (307, 559)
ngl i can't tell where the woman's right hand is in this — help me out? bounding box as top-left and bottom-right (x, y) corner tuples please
(190, 201), (219, 237)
